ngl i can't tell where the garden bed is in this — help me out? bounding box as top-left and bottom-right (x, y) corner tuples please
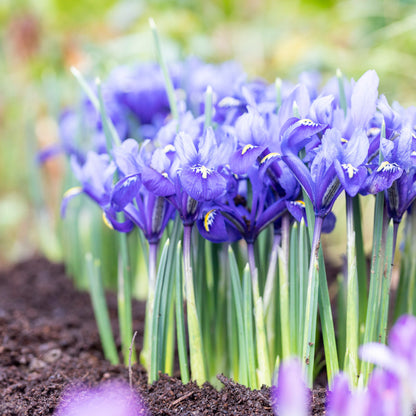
(0, 257), (326, 415)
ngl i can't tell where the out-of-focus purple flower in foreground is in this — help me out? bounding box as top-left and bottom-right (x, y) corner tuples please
(359, 314), (416, 415)
(272, 357), (310, 416)
(54, 381), (148, 416)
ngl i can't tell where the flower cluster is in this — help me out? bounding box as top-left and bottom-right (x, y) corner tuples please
(58, 53), (416, 391)
(60, 60), (416, 248)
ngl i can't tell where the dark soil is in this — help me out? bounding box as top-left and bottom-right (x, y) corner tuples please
(0, 257), (327, 415)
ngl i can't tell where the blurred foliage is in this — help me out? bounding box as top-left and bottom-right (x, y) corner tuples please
(1, 0), (416, 265)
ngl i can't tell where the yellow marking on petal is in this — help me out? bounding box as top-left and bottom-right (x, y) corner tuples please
(295, 200), (305, 206)
(162, 172), (169, 178)
(164, 144), (175, 153)
(63, 186), (83, 198)
(102, 212), (114, 230)
(260, 152), (281, 165)
(411, 151), (416, 156)
(204, 209), (216, 232)
(341, 138), (348, 143)
(241, 144), (254, 155)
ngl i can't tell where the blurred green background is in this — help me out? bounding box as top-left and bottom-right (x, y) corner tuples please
(1, 0), (416, 266)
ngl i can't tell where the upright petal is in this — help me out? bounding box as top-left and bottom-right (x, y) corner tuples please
(350, 70), (379, 130)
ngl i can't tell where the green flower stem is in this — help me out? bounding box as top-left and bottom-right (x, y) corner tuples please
(302, 215), (323, 387)
(243, 264), (257, 389)
(85, 253), (119, 365)
(303, 194), (338, 385)
(175, 240), (190, 383)
(140, 242), (158, 371)
(117, 231), (135, 366)
(263, 233), (280, 313)
(289, 223), (299, 355)
(247, 242), (271, 386)
(360, 192), (387, 385)
(204, 85), (213, 131)
(298, 218), (308, 354)
(378, 221), (395, 345)
(344, 195), (359, 385)
(150, 239), (170, 383)
(278, 214), (291, 360)
(149, 18), (178, 121)
(352, 196), (368, 341)
(228, 246), (248, 386)
(183, 224), (207, 384)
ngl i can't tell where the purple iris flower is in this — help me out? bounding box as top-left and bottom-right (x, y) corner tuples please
(327, 370), (402, 416)
(359, 314), (416, 413)
(197, 154), (295, 244)
(272, 358), (310, 416)
(54, 381), (148, 416)
(110, 139), (176, 243)
(61, 151), (134, 232)
(141, 125), (233, 226)
(281, 121), (345, 218)
(105, 63), (176, 139)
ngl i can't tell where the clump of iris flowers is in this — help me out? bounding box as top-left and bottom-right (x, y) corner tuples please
(55, 24), (416, 401)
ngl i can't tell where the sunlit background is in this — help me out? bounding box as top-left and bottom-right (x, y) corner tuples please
(1, 0), (416, 266)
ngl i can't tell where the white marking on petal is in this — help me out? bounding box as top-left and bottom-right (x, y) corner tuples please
(341, 163), (358, 179)
(300, 118), (319, 127)
(376, 161), (400, 173)
(192, 165), (212, 179)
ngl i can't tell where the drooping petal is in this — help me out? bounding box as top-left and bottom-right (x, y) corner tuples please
(335, 160), (367, 197)
(179, 165), (227, 201)
(61, 186), (83, 217)
(111, 174), (141, 210)
(280, 117), (326, 155)
(197, 208), (241, 243)
(141, 166), (176, 197)
(366, 162), (403, 194)
(229, 144), (265, 175)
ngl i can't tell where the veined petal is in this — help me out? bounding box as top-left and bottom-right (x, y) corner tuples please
(198, 126), (216, 165)
(335, 160), (367, 197)
(351, 70), (379, 130)
(229, 144), (265, 175)
(141, 166), (176, 197)
(367, 162), (403, 194)
(197, 209), (240, 243)
(286, 200), (306, 224)
(102, 210), (135, 233)
(174, 131), (198, 166)
(111, 174), (141, 210)
(179, 165), (227, 201)
(112, 139), (140, 176)
(281, 117), (326, 155)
